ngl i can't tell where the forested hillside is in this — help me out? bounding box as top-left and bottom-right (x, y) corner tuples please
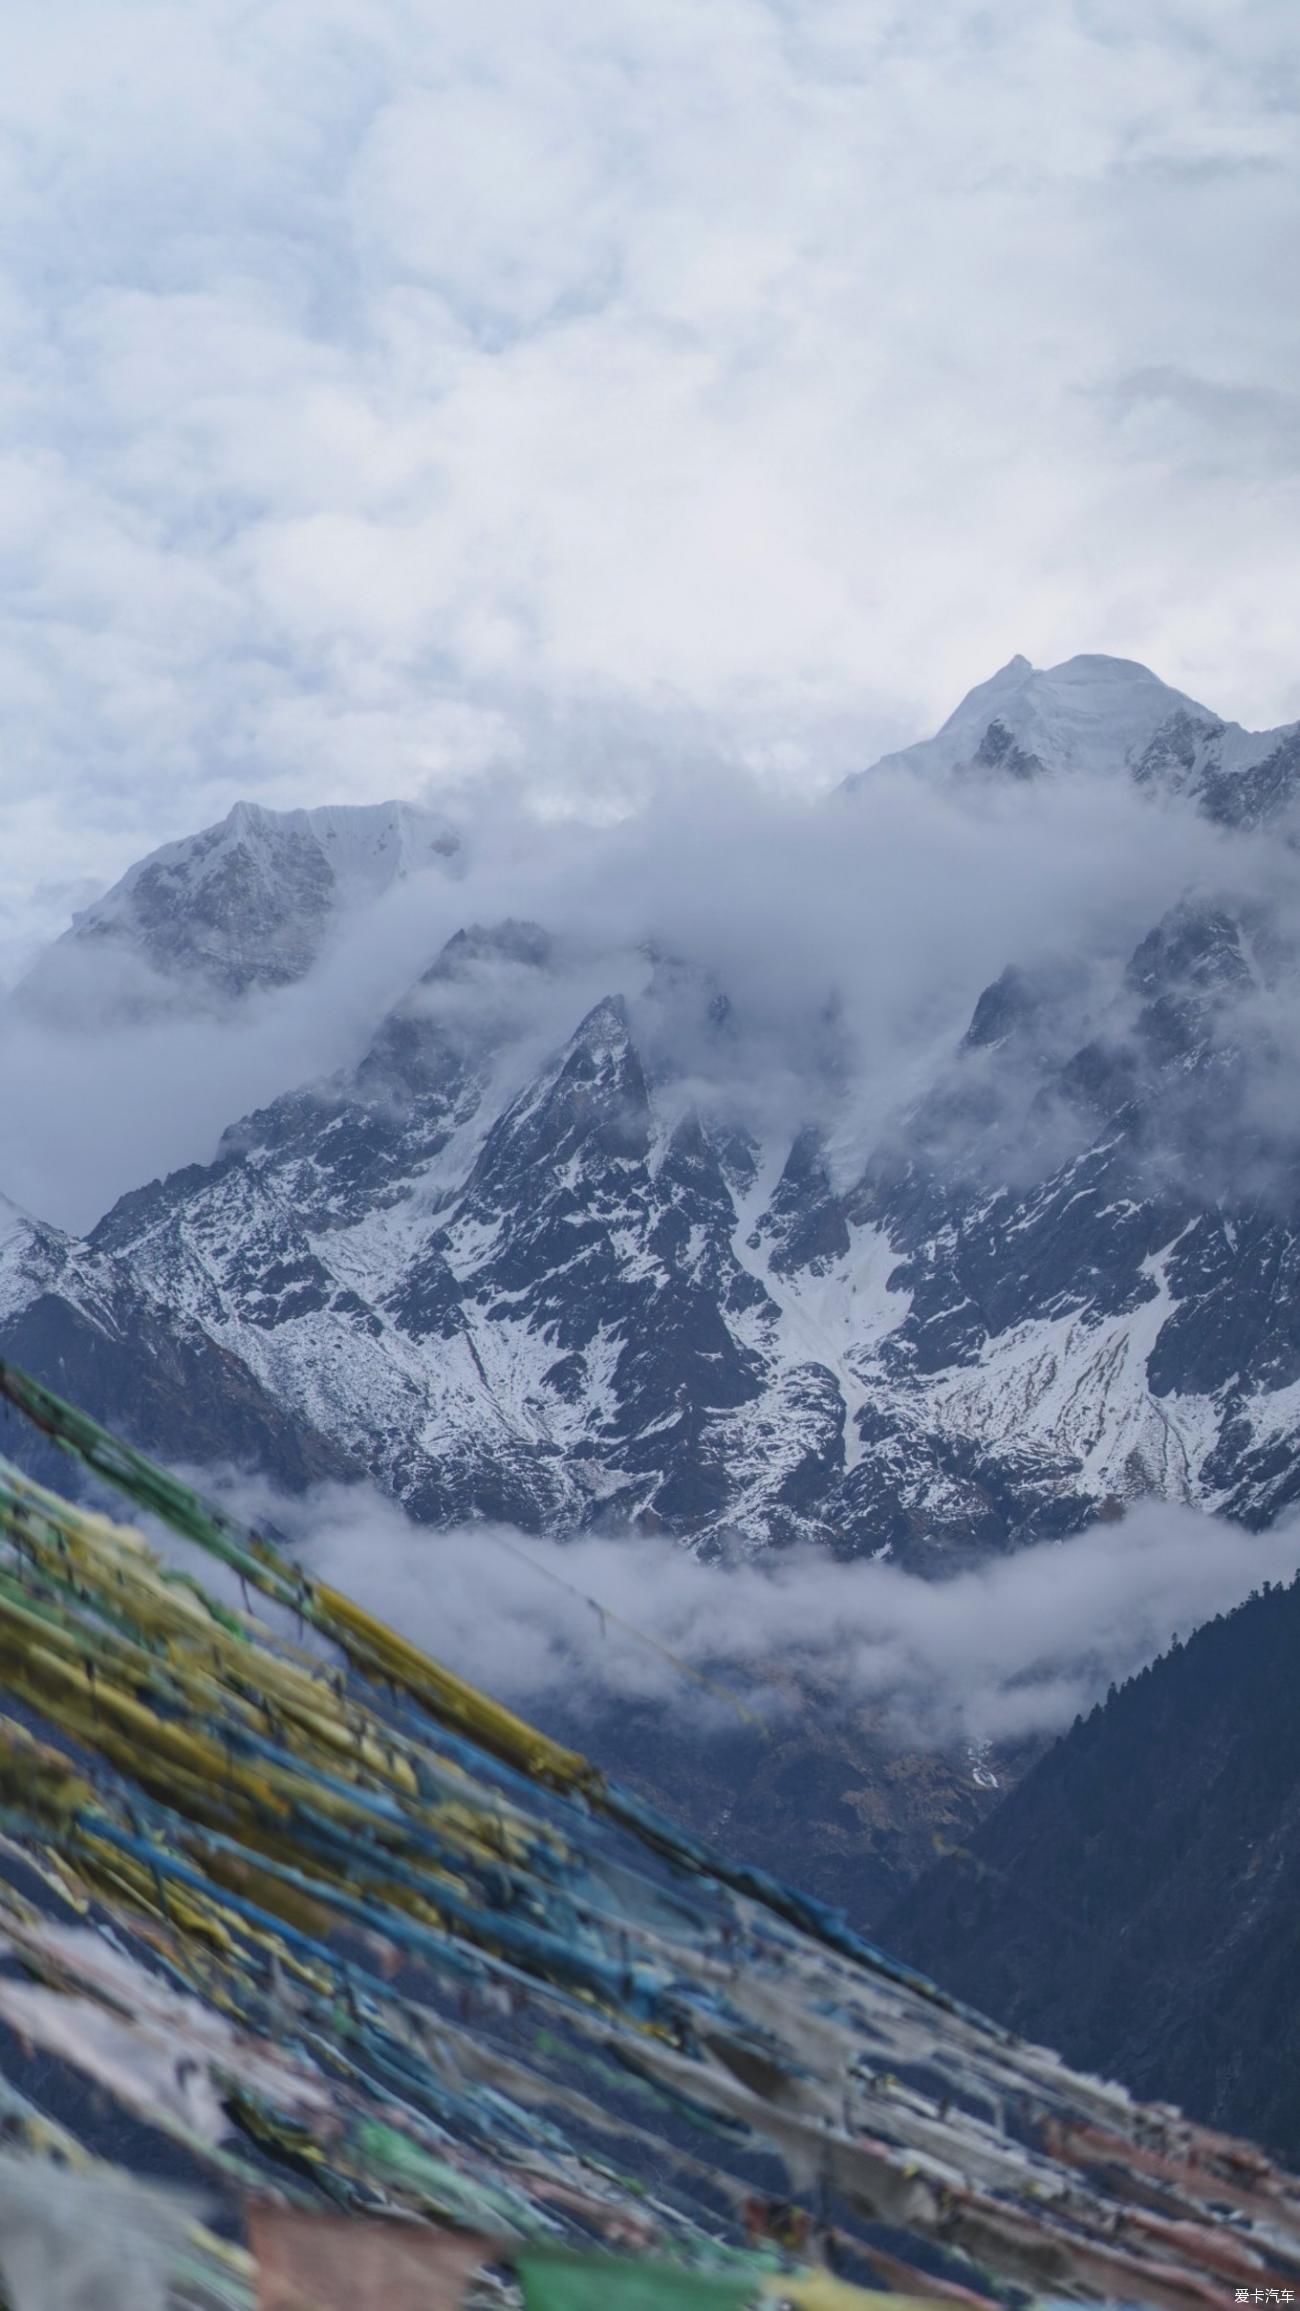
(885, 1569), (1300, 2159)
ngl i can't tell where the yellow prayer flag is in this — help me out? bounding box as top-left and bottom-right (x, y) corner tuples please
(763, 2272), (954, 2311)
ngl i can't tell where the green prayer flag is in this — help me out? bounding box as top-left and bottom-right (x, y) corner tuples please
(517, 2247), (759, 2311)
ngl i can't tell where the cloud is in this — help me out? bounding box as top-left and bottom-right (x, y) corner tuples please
(0, 0), (1298, 969)
(172, 1474), (1300, 1749)
(1103, 367), (1300, 480)
(0, 743), (1230, 1232)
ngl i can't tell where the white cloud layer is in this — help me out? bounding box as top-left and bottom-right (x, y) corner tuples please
(1, 0), (1298, 965)
(181, 1477), (1300, 1748)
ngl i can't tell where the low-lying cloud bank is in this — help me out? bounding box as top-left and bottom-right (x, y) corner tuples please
(180, 1481), (1300, 1750)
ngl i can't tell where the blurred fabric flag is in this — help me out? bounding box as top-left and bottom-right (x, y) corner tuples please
(249, 2205), (494, 2309)
(761, 2275), (952, 2310)
(0, 2158), (206, 2311)
(517, 2246), (760, 2311)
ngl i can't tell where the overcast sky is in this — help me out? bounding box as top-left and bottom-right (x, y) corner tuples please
(1, 0), (1297, 964)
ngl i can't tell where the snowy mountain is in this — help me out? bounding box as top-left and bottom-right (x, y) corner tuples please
(0, 1193), (348, 1493)
(4, 653), (1300, 1576)
(846, 652), (1207, 785)
(17, 798), (461, 1019)
(845, 648), (1300, 800)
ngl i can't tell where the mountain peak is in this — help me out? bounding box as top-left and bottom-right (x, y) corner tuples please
(849, 651), (1212, 790)
(20, 797), (462, 1020)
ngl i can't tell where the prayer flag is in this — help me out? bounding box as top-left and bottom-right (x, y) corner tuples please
(764, 2275), (953, 2311)
(518, 2245), (760, 2311)
(250, 2205), (494, 2311)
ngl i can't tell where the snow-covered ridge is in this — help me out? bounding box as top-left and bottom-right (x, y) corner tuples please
(227, 800), (461, 900)
(844, 651), (1299, 794)
(18, 798), (462, 1017)
(79, 798), (461, 923)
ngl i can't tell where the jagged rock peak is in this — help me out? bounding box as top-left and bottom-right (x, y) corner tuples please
(424, 919), (553, 982)
(568, 992), (635, 1062)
